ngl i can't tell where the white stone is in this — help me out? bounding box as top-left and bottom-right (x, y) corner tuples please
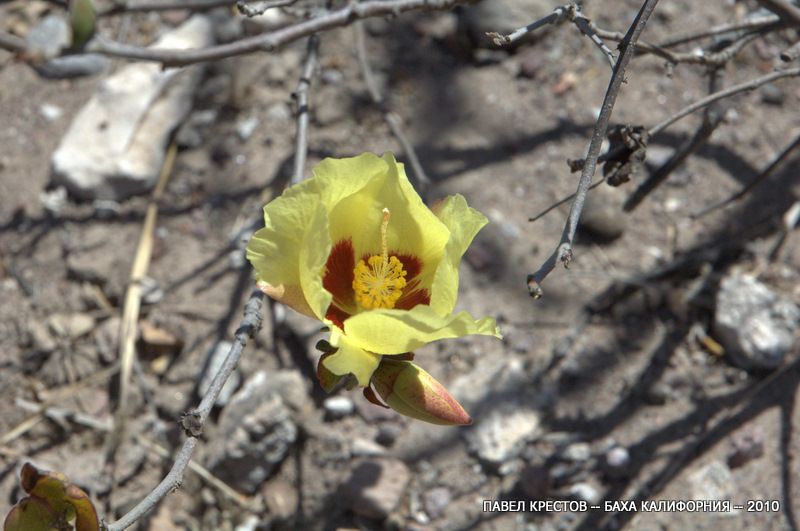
(52, 16), (214, 200)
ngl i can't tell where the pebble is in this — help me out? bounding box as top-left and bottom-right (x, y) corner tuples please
(340, 458), (411, 519)
(375, 423), (403, 446)
(262, 477), (298, 521)
(351, 437), (387, 457)
(423, 487), (451, 520)
(47, 312), (95, 339)
(28, 320), (57, 353)
(727, 428), (764, 469)
(714, 272), (800, 371)
(568, 482), (600, 504)
(39, 104), (63, 122)
(760, 83), (785, 105)
(324, 395), (355, 419)
(25, 14), (70, 59)
(235, 115), (260, 141)
(39, 186), (67, 215)
(689, 460), (733, 502)
(51, 16), (214, 200)
(466, 404), (541, 469)
(198, 341), (241, 407)
(206, 393), (298, 494)
(563, 442), (591, 462)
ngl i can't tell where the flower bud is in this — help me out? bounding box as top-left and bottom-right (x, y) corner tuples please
(370, 359), (471, 426)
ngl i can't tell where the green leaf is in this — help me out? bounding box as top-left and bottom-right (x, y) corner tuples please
(3, 463), (99, 531)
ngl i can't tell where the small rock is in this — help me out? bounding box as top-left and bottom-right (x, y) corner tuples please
(313, 88), (351, 126)
(175, 109), (218, 149)
(563, 442), (591, 462)
(376, 423), (403, 446)
(727, 428), (764, 469)
(138, 320), (183, 358)
(47, 312), (95, 339)
(140, 275), (164, 305)
(519, 464), (550, 499)
(645, 145), (675, 169)
(198, 341), (241, 407)
(578, 184), (627, 242)
(568, 482), (600, 504)
(206, 392), (298, 493)
(262, 477), (298, 521)
(351, 437), (386, 457)
(760, 83), (785, 105)
(92, 199), (121, 218)
(603, 446), (631, 479)
(28, 320), (57, 353)
(234, 515), (259, 531)
(25, 15), (70, 60)
(466, 404), (541, 468)
(39, 186), (67, 215)
(324, 395), (355, 419)
(320, 68), (344, 85)
(94, 316), (121, 364)
(340, 458), (411, 519)
(266, 102), (292, 123)
(423, 487), (451, 520)
(233, 370), (310, 413)
(52, 16), (214, 200)
(39, 104), (63, 122)
(235, 115), (260, 141)
(689, 460), (733, 502)
(714, 272), (800, 371)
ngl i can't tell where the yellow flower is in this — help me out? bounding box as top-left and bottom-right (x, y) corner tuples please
(246, 153), (500, 424)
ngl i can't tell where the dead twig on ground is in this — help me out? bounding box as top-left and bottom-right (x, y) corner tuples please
(526, 0), (661, 299)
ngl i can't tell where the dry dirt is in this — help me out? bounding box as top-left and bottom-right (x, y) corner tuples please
(1, 0), (800, 530)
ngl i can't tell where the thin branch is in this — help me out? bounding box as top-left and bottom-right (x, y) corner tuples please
(85, 0), (473, 67)
(0, 31), (25, 54)
(528, 178), (605, 223)
(756, 0), (800, 26)
(657, 14), (780, 48)
(622, 68), (726, 212)
(237, 0), (297, 17)
(487, 4), (570, 47)
(354, 20), (431, 192)
(101, 0), (236, 15)
(527, 0), (661, 299)
(692, 133), (800, 219)
(530, 66), (800, 224)
(105, 289), (264, 531)
(490, 4), (615, 67)
(648, 67), (800, 137)
(291, 35), (319, 185)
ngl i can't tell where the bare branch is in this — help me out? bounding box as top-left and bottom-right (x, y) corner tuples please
(490, 4), (615, 67)
(105, 289), (263, 531)
(85, 0), (474, 67)
(530, 66), (800, 224)
(527, 0), (660, 299)
(291, 34), (319, 185)
(0, 31), (25, 54)
(692, 133), (800, 219)
(101, 0), (236, 15)
(657, 14), (780, 48)
(237, 0), (297, 17)
(355, 21), (431, 192)
(756, 0), (800, 26)
(648, 67), (800, 137)
(622, 68), (726, 212)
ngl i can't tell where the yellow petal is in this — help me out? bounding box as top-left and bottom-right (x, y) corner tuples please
(343, 304), (500, 355)
(321, 329), (382, 387)
(326, 153), (449, 283)
(429, 194), (488, 315)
